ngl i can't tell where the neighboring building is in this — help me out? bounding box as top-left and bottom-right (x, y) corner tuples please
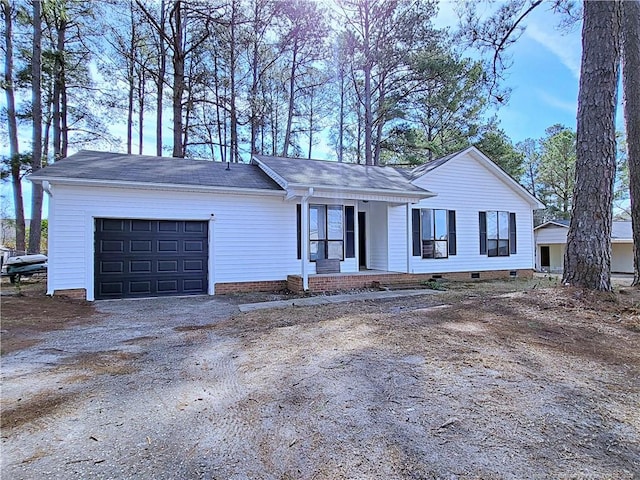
(534, 220), (634, 274)
(28, 147), (544, 300)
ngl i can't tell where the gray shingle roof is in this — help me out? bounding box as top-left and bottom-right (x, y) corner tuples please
(253, 154), (430, 195)
(28, 150), (283, 191)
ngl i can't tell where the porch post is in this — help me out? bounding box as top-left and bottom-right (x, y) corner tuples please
(406, 203), (412, 273)
(301, 188), (313, 290)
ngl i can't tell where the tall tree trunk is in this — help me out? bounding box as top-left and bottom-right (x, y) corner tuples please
(229, 0), (239, 162)
(212, 52), (225, 162)
(621, 0), (640, 286)
(156, 0), (166, 156)
(2, 0), (25, 253)
(52, 19), (66, 161)
(138, 65), (145, 155)
(282, 40), (298, 157)
(171, 0), (185, 158)
(563, 0), (621, 291)
(126, 3), (135, 154)
(29, 0), (44, 254)
(363, 5), (373, 166)
(250, 0), (259, 155)
(338, 71), (344, 163)
(307, 85), (314, 159)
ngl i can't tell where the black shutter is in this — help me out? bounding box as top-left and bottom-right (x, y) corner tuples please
(296, 204), (301, 259)
(448, 210), (457, 255)
(345, 206), (355, 258)
(509, 212), (517, 254)
(412, 209), (421, 256)
(479, 212), (487, 255)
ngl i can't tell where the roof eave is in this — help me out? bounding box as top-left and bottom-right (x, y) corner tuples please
(285, 182), (435, 200)
(27, 175), (285, 196)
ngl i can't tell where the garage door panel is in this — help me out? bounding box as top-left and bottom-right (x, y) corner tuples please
(100, 261), (124, 274)
(130, 260), (152, 273)
(101, 219), (125, 231)
(95, 219), (208, 299)
(184, 259), (204, 272)
(158, 240), (178, 252)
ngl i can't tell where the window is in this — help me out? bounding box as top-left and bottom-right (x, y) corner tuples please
(297, 205), (354, 261)
(310, 205), (344, 261)
(412, 209), (456, 259)
(479, 211), (517, 257)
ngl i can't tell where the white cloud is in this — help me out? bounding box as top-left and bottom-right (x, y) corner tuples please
(526, 22), (581, 78)
(536, 89), (577, 115)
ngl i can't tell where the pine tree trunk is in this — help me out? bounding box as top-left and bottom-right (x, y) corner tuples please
(563, 0), (621, 291)
(229, 0), (239, 162)
(52, 20), (66, 161)
(338, 72), (344, 163)
(29, 0), (43, 254)
(363, 3), (373, 166)
(282, 40), (298, 157)
(2, 0), (26, 253)
(171, 0), (184, 158)
(156, 0), (166, 156)
(621, 0), (640, 286)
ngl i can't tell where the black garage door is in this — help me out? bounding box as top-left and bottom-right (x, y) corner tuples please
(95, 219), (208, 299)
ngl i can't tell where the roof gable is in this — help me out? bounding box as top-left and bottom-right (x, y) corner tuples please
(252, 154), (434, 200)
(409, 146), (545, 209)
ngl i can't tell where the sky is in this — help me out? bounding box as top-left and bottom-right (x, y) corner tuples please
(2, 0), (624, 219)
(435, 0), (584, 144)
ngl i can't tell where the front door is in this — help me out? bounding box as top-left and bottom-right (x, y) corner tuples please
(358, 212), (366, 268)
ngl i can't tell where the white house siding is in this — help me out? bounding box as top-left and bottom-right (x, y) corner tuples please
(612, 244), (633, 273)
(408, 154), (536, 274)
(535, 226), (569, 244)
(387, 205), (408, 272)
(367, 202), (389, 270)
(48, 184), (300, 298)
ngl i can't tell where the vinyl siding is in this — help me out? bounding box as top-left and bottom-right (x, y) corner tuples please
(612, 244), (634, 273)
(535, 226), (569, 244)
(387, 205), (408, 272)
(368, 202), (388, 270)
(408, 152), (536, 274)
(48, 184), (300, 297)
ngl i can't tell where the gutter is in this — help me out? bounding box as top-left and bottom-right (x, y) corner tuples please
(26, 176), (285, 197)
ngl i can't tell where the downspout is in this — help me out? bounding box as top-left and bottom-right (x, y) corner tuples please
(301, 187), (313, 290)
(406, 203), (412, 273)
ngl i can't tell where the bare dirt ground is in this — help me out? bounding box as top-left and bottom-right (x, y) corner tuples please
(1, 276), (639, 479)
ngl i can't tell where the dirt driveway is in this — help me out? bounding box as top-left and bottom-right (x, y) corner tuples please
(1, 279), (639, 479)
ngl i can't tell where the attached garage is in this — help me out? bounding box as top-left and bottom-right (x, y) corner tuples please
(94, 218), (208, 299)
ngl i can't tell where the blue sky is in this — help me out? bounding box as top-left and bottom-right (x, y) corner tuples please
(436, 1), (585, 144)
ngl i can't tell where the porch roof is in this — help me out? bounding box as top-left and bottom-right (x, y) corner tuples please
(252, 155), (435, 202)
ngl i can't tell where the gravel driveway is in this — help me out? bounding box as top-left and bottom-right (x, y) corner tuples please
(2, 284), (639, 479)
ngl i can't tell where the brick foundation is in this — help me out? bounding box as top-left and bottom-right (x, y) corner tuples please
(54, 288), (87, 300)
(214, 280), (288, 295)
(287, 269), (533, 293)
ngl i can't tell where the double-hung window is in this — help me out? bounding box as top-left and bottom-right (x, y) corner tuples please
(297, 205), (355, 261)
(412, 208), (456, 258)
(310, 205), (344, 261)
(479, 211), (517, 256)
